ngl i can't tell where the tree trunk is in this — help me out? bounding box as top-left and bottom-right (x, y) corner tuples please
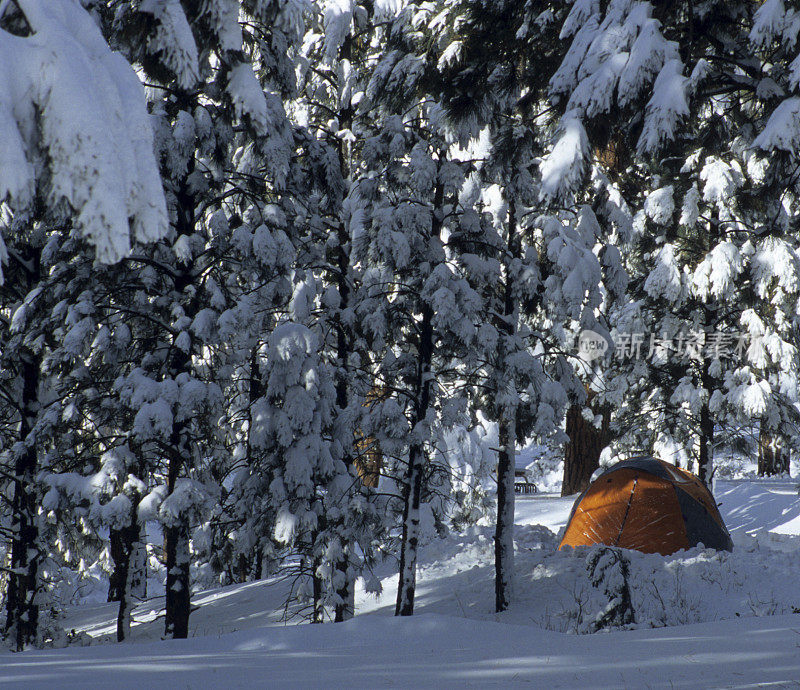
(562, 389), (611, 496)
(758, 423), (788, 476)
(163, 521), (190, 639)
(108, 527), (128, 602)
(394, 179), (443, 617)
(395, 443), (424, 616)
(494, 198), (518, 613)
(698, 362), (714, 487)
(312, 560), (323, 624)
(333, 542), (354, 622)
(115, 498), (141, 642)
(4, 352), (41, 651)
(253, 545), (264, 581)
(164, 414), (190, 639)
(163, 140), (196, 639)
(130, 538), (147, 600)
(332, 29), (357, 625)
(495, 413), (516, 612)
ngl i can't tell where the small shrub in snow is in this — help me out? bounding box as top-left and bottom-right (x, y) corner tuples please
(584, 547), (635, 632)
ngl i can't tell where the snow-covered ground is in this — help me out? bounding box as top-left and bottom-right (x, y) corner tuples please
(4, 478), (800, 688)
(4, 612), (800, 689)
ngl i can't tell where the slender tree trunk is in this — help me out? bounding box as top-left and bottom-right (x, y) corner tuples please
(332, 203), (355, 621)
(312, 557), (323, 624)
(333, 541), (354, 622)
(130, 538), (147, 600)
(395, 179), (443, 617)
(246, 346), (268, 583)
(108, 527), (127, 602)
(332, 30), (357, 624)
(253, 545), (264, 581)
(4, 352), (41, 651)
(562, 389), (611, 496)
(495, 198), (518, 613)
(698, 361), (714, 487)
(395, 443), (425, 616)
(495, 412), (516, 612)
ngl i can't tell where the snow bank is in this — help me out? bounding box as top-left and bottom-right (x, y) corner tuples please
(58, 478), (800, 635)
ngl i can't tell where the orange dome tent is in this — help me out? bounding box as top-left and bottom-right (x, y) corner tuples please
(558, 456), (733, 555)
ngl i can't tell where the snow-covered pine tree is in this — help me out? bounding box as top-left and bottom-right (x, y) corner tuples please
(98, 0), (298, 638)
(0, 225), (55, 651)
(744, 0), (800, 474)
(290, 0), (388, 621)
(217, 1), (384, 624)
(352, 2), (487, 616)
(36, 231), (170, 642)
(547, 0), (800, 482)
(241, 318), (343, 623)
(438, 0), (620, 611)
(0, 0), (166, 650)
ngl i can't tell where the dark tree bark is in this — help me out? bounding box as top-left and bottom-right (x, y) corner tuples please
(495, 199), (518, 613)
(698, 360), (714, 487)
(130, 540), (147, 600)
(163, 357), (192, 640)
(253, 545), (264, 581)
(758, 423), (788, 476)
(395, 443), (425, 616)
(332, 28), (358, 624)
(163, 520), (190, 639)
(312, 553), (324, 624)
(495, 416), (516, 612)
(562, 389), (611, 496)
(4, 333), (42, 652)
(163, 395), (191, 639)
(108, 528), (126, 603)
(114, 498), (142, 642)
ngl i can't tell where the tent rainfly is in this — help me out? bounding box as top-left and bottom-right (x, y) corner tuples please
(558, 456), (733, 556)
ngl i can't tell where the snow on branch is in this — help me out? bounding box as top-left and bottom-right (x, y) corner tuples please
(0, 0), (167, 271)
(539, 111), (589, 202)
(636, 59), (690, 154)
(753, 97), (800, 153)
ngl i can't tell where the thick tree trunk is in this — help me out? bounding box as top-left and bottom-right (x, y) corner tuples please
(4, 353), (41, 651)
(495, 413), (516, 612)
(562, 390), (611, 496)
(163, 520), (190, 639)
(114, 500), (141, 642)
(130, 539), (147, 600)
(164, 414), (190, 639)
(758, 423), (788, 476)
